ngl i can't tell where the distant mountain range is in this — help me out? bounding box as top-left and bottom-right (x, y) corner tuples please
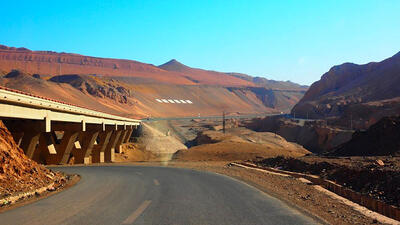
(0, 44), (305, 89)
(0, 44), (307, 118)
(292, 51), (400, 129)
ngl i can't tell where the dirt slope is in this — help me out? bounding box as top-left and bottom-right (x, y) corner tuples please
(136, 123), (187, 155)
(0, 121), (64, 198)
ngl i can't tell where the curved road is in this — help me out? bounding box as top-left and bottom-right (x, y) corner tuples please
(0, 166), (318, 225)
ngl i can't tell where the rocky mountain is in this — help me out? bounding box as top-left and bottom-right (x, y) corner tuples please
(0, 44), (308, 118)
(292, 51), (400, 129)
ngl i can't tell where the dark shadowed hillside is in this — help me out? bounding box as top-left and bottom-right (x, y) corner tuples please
(292, 51), (400, 128)
(330, 116), (400, 156)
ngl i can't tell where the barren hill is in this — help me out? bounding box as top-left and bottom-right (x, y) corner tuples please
(292, 51), (400, 128)
(0, 44), (308, 118)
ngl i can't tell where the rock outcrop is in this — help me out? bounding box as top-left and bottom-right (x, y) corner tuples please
(246, 116), (353, 153)
(292, 51), (400, 129)
(49, 74), (131, 104)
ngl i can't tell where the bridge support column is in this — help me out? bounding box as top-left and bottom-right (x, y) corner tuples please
(105, 130), (121, 162)
(46, 131), (79, 165)
(123, 128), (133, 143)
(36, 132), (57, 164)
(115, 129), (129, 153)
(92, 131), (112, 163)
(20, 132), (41, 159)
(72, 131), (99, 164)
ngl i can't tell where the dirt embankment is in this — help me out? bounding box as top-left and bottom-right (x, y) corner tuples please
(173, 127), (310, 161)
(114, 143), (159, 162)
(246, 116), (353, 153)
(0, 121), (68, 202)
(254, 156), (400, 208)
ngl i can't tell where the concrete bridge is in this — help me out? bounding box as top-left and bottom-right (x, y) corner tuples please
(0, 86), (141, 165)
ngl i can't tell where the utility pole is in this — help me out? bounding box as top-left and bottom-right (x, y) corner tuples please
(222, 111), (226, 134)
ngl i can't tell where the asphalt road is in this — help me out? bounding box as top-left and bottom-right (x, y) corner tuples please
(0, 165), (318, 225)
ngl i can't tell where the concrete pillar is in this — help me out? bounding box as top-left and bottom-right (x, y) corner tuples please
(92, 131), (112, 163)
(36, 132), (57, 164)
(123, 129), (133, 143)
(20, 132), (41, 159)
(115, 129), (128, 153)
(104, 130), (122, 162)
(72, 131), (99, 164)
(46, 131), (79, 165)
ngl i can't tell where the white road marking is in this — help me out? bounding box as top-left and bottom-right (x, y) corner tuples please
(179, 100), (187, 104)
(153, 179), (160, 186)
(155, 99), (162, 103)
(122, 200), (152, 224)
(173, 99), (181, 103)
(186, 100), (193, 104)
(168, 99), (175, 103)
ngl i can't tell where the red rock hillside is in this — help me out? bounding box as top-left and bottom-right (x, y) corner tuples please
(292, 51), (400, 129)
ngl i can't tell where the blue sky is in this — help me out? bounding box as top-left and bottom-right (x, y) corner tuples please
(1, 0), (399, 85)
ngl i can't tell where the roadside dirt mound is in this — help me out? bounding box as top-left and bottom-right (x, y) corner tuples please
(254, 156), (400, 208)
(0, 121), (65, 198)
(330, 116), (400, 156)
(173, 128), (310, 161)
(113, 143), (159, 162)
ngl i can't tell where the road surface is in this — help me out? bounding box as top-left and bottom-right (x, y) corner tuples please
(0, 165), (318, 225)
